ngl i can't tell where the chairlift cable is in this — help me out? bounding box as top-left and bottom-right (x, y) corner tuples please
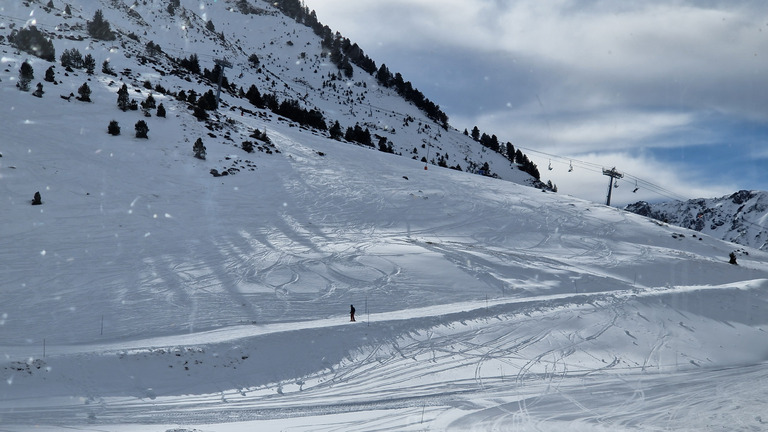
(514, 145), (689, 202)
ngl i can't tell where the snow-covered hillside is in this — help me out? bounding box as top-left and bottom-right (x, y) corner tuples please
(1, 0), (543, 186)
(626, 190), (768, 252)
(2, 1), (768, 431)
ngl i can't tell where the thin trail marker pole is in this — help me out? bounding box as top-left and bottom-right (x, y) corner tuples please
(365, 296), (369, 326)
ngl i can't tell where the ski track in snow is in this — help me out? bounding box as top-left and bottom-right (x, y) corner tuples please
(3, 283), (768, 430)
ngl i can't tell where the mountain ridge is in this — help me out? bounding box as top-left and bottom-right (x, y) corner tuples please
(626, 190), (768, 251)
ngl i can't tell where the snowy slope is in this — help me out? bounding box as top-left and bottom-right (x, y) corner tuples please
(2, 1), (768, 431)
(0, 0), (538, 184)
(626, 190), (768, 251)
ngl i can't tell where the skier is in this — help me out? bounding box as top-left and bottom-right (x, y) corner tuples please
(350, 304), (356, 322)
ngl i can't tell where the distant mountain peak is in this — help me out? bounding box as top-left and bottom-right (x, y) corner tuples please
(625, 190), (768, 251)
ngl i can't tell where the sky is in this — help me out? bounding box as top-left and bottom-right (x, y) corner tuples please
(302, 0), (768, 205)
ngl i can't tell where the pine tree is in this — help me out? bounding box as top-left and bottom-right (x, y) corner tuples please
(141, 93), (156, 110)
(17, 61), (34, 91)
(180, 54), (200, 74)
(83, 54), (96, 74)
(193, 105), (208, 121)
(10, 26), (56, 61)
(378, 137), (392, 153)
(376, 64), (392, 87)
(471, 126), (480, 141)
(44, 65), (55, 83)
(107, 120), (120, 136)
(32, 82), (44, 98)
(340, 56), (353, 78)
(344, 124), (372, 146)
(135, 120), (149, 138)
(102, 60), (115, 76)
(145, 41), (162, 57)
(197, 90), (217, 111)
(117, 84), (130, 111)
(87, 9), (116, 41)
(505, 143), (515, 162)
(193, 138), (207, 159)
(60, 48), (84, 69)
(77, 82), (91, 102)
(246, 84), (263, 108)
(262, 93), (278, 111)
(156, 103), (166, 118)
(328, 120), (343, 140)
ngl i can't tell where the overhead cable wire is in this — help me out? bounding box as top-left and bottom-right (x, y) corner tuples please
(514, 144), (690, 202)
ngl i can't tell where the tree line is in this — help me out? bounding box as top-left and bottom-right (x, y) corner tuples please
(271, 0), (449, 128)
(465, 126), (541, 180)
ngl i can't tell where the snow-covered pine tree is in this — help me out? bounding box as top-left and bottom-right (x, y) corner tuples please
(32, 82), (44, 98)
(117, 84), (131, 111)
(83, 54), (96, 75)
(17, 61), (33, 91)
(135, 120), (149, 138)
(77, 82), (91, 102)
(44, 66), (55, 83)
(108, 120), (120, 136)
(87, 9), (116, 41)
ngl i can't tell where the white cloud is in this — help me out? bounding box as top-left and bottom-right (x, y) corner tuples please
(462, 108), (696, 154)
(307, 0), (768, 118)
